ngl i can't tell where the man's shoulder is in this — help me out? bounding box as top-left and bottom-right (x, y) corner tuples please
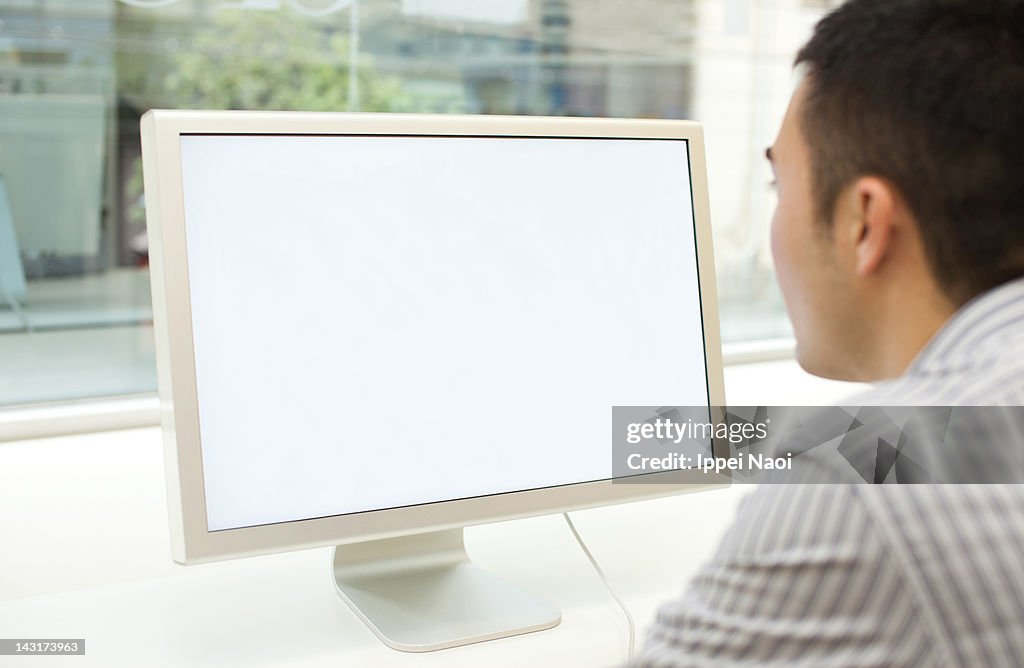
(850, 361), (1024, 406)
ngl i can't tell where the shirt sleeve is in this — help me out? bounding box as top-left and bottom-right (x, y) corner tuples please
(630, 484), (939, 668)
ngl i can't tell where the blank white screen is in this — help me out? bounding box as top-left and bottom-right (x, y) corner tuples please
(179, 134), (709, 531)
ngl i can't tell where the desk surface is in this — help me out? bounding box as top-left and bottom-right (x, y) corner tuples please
(0, 427), (750, 667)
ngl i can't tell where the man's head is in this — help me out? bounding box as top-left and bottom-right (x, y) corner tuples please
(768, 0), (1024, 381)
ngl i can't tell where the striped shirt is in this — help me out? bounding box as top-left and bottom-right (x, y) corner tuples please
(634, 276), (1024, 667)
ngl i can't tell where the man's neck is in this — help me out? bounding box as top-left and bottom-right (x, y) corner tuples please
(860, 281), (957, 381)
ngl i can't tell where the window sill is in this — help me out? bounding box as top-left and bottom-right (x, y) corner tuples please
(0, 395), (160, 444)
(721, 338), (795, 365)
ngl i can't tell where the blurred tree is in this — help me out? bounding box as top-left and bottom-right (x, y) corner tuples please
(118, 8), (412, 112)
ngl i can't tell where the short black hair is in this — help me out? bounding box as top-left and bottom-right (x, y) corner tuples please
(795, 0), (1024, 304)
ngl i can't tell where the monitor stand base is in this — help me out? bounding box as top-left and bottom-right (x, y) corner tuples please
(332, 528), (561, 652)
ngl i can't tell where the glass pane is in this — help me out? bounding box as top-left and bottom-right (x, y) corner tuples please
(0, 0), (832, 408)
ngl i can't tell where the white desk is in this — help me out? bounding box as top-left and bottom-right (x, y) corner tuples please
(0, 426), (747, 667)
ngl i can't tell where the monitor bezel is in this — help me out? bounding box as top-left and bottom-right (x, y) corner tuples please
(141, 110), (729, 564)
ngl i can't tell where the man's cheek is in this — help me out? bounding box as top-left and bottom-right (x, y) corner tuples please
(769, 205), (789, 276)
(770, 203), (802, 316)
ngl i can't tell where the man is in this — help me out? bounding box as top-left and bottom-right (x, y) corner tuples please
(633, 0), (1024, 665)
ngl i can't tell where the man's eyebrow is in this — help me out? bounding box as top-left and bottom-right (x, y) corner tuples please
(765, 146), (775, 163)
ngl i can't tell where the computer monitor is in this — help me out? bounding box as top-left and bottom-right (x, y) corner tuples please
(141, 110), (727, 652)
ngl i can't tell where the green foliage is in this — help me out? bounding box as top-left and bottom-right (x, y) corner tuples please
(121, 9), (413, 112)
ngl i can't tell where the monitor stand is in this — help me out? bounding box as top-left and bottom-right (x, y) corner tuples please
(332, 527), (561, 652)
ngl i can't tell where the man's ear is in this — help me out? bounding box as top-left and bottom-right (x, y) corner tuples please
(834, 176), (898, 277)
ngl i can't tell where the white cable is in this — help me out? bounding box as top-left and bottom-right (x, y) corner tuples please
(562, 512), (636, 662)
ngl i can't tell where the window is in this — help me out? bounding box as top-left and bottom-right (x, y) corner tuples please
(0, 0), (832, 408)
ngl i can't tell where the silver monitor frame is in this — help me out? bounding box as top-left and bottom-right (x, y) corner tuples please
(142, 110), (727, 570)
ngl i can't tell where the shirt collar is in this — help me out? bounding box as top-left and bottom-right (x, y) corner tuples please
(906, 275), (1024, 376)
